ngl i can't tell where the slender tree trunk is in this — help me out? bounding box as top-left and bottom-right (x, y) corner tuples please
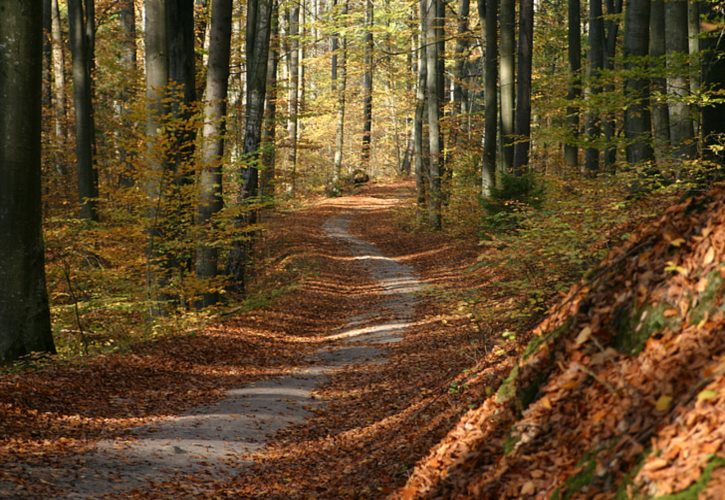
(452, 0), (471, 138)
(512, 0), (534, 172)
(666, 0), (696, 159)
(286, 5), (300, 194)
(332, 0), (349, 188)
(425, 0), (442, 228)
(500, 0), (516, 171)
(0, 0), (56, 361)
(68, 0), (99, 221)
(361, 0), (374, 169)
(650, 0), (670, 158)
(688, 0), (701, 142)
(260, 0), (279, 199)
(43, 0), (53, 111)
(623, 0), (655, 164)
(51, 0), (67, 143)
(584, 0), (605, 174)
(118, 0), (137, 186)
(480, 0), (497, 195)
(702, 2), (725, 164)
(564, 0), (581, 168)
(144, 0), (170, 313)
(195, 0), (209, 98)
(226, 0), (274, 290)
(415, 2), (429, 208)
(196, 0), (233, 307)
(602, 0), (621, 170)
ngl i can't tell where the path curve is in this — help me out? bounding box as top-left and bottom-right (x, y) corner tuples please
(2, 213), (421, 498)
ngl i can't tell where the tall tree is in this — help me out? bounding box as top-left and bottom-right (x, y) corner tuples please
(479, 0), (497, 195)
(425, 0), (442, 228)
(512, 0), (535, 172)
(361, 0), (374, 169)
(196, 0), (233, 307)
(332, 0), (349, 189)
(584, 0), (605, 174)
(286, 4), (300, 194)
(68, 0), (99, 221)
(665, 0), (696, 159)
(452, 0), (471, 118)
(650, 0), (671, 158)
(414, 0), (429, 208)
(500, 0), (516, 171)
(564, 0), (581, 168)
(602, 0), (621, 169)
(118, 0), (137, 186)
(0, 0), (56, 361)
(701, 0), (725, 164)
(226, 0), (274, 290)
(51, 0), (68, 144)
(623, 0), (655, 164)
(260, 0), (280, 198)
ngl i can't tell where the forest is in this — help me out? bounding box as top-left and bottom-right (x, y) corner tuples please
(1, 0), (724, 497)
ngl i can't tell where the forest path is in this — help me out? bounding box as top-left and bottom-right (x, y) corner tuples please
(1, 186), (425, 498)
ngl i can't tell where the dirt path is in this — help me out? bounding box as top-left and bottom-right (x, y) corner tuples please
(1, 198), (424, 498)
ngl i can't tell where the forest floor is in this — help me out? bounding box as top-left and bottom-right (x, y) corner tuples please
(0, 182), (521, 498)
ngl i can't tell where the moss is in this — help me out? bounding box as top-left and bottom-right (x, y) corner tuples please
(655, 455), (725, 500)
(502, 427), (521, 455)
(689, 269), (725, 325)
(613, 301), (680, 355)
(496, 365), (519, 404)
(522, 318), (573, 361)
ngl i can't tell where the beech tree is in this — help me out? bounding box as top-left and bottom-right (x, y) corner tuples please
(564, 0), (581, 169)
(479, 0), (497, 195)
(0, 0), (56, 361)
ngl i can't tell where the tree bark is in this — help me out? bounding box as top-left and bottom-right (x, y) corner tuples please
(500, 0), (516, 171)
(480, 0), (497, 196)
(260, 0), (279, 199)
(51, 0), (68, 143)
(564, 0), (581, 168)
(286, 4), (300, 194)
(584, 0), (605, 174)
(68, 0), (99, 221)
(425, 0), (442, 228)
(623, 0), (655, 164)
(512, 0), (534, 172)
(195, 0), (233, 307)
(602, 0), (621, 170)
(332, 0), (349, 188)
(0, 0), (56, 361)
(415, 0), (429, 208)
(452, 0), (470, 118)
(666, 0), (696, 159)
(702, 2), (725, 164)
(650, 0), (671, 158)
(361, 0), (374, 169)
(225, 0), (274, 290)
(118, 0), (137, 186)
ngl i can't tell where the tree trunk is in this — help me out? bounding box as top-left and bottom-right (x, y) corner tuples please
(623, 0), (655, 164)
(361, 0), (374, 169)
(564, 0), (581, 168)
(225, 0), (274, 291)
(43, 0), (52, 110)
(425, 0), (442, 228)
(452, 0), (470, 124)
(602, 0), (621, 170)
(650, 0), (671, 158)
(480, 0), (497, 196)
(51, 0), (67, 144)
(286, 4), (300, 194)
(665, 0), (696, 159)
(0, 0), (56, 361)
(144, 0), (170, 313)
(68, 0), (99, 221)
(118, 0), (136, 187)
(584, 0), (605, 174)
(500, 0), (516, 171)
(512, 0), (534, 172)
(332, 0), (349, 188)
(196, 0), (233, 307)
(260, 0), (279, 199)
(702, 2), (725, 164)
(415, 1), (429, 209)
